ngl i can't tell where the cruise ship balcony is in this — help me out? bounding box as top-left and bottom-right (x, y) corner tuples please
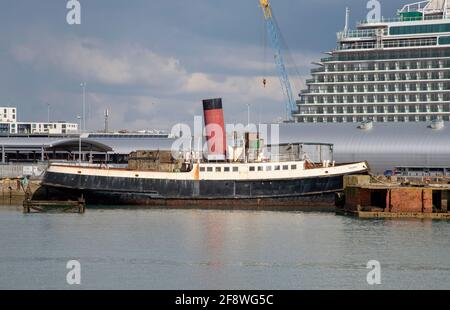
(320, 57), (334, 62)
(311, 67), (325, 73)
(337, 38), (438, 51)
(337, 29), (387, 41)
(358, 14), (450, 26)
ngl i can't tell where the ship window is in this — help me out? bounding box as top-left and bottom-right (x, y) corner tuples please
(207, 167), (213, 172)
(233, 167), (239, 172)
(439, 36), (450, 45)
(390, 23), (450, 36)
(200, 167), (205, 172)
(266, 166), (272, 171)
(275, 165), (281, 171)
(291, 165), (297, 170)
(216, 167), (221, 172)
(283, 165), (289, 170)
(249, 166), (255, 172)
(258, 166), (264, 171)
(224, 167), (230, 172)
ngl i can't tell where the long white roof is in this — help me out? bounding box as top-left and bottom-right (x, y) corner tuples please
(276, 122), (450, 173)
(2, 122), (450, 173)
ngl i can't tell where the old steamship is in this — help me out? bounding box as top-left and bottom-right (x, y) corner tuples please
(34, 99), (368, 209)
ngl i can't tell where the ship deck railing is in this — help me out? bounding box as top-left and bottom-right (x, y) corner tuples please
(337, 29), (387, 40)
(358, 14), (450, 25)
(337, 38), (437, 51)
(48, 160), (128, 169)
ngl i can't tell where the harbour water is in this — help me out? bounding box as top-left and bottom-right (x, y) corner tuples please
(0, 205), (449, 290)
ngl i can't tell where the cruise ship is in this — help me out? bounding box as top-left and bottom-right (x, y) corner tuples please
(297, 0), (450, 123)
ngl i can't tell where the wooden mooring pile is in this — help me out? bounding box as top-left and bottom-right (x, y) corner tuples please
(23, 191), (86, 214)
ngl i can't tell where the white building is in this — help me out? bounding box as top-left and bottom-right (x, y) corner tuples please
(0, 107), (16, 123)
(0, 107), (78, 135)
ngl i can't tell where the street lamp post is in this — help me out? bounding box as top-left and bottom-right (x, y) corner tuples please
(80, 82), (86, 131)
(47, 103), (50, 124)
(77, 116), (82, 164)
(247, 103), (251, 128)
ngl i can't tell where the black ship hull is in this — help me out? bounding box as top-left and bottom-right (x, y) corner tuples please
(33, 169), (365, 210)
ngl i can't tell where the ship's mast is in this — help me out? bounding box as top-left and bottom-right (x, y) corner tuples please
(344, 7), (350, 34)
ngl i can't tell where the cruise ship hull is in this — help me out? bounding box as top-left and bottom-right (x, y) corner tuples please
(33, 163), (369, 210)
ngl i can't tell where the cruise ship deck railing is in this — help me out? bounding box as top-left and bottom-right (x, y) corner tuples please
(338, 38), (437, 50)
(358, 14), (450, 25)
(337, 29), (387, 39)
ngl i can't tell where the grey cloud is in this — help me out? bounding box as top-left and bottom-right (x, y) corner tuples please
(1, 0), (407, 130)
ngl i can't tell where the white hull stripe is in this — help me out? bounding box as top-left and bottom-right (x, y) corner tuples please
(47, 162), (368, 181)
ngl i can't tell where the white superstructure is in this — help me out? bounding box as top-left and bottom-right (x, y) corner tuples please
(298, 0), (450, 123)
(47, 161), (368, 182)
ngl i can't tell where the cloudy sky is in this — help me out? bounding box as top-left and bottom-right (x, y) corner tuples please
(1, 0), (402, 131)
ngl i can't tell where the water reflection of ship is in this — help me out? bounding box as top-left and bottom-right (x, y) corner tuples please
(203, 212), (225, 268)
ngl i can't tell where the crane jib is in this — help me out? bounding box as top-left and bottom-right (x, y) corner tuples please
(260, 0), (297, 121)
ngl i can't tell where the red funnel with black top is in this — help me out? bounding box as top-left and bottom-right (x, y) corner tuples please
(202, 98), (227, 161)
